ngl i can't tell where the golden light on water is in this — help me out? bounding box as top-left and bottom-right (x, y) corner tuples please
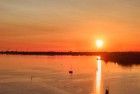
(96, 57), (102, 94)
(97, 56), (101, 60)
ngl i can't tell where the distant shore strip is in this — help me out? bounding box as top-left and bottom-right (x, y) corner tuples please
(0, 51), (140, 56)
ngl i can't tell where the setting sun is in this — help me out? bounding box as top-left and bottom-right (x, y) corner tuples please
(96, 39), (104, 48)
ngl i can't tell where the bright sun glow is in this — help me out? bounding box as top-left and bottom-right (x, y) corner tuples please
(96, 39), (104, 48)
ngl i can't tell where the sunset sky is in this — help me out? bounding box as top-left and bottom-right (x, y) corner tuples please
(0, 0), (140, 51)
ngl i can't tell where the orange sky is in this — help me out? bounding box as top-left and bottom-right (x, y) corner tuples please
(0, 0), (140, 51)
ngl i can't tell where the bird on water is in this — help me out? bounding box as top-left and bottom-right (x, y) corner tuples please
(69, 70), (73, 75)
(105, 88), (109, 94)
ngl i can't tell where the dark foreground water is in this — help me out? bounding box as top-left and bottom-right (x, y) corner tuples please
(0, 55), (140, 94)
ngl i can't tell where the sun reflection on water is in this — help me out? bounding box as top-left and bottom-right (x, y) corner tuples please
(96, 56), (102, 94)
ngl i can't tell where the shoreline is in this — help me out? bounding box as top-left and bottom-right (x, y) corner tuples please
(0, 51), (140, 56)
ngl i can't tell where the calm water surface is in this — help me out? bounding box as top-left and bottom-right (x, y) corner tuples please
(0, 55), (140, 94)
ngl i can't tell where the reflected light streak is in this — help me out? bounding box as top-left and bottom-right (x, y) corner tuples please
(96, 58), (102, 94)
(97, 56), (101, 60)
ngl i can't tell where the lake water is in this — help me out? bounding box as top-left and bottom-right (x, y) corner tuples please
(0, 55), (140, 94)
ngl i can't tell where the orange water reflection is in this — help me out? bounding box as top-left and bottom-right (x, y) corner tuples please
(0, 55), (140, 94)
